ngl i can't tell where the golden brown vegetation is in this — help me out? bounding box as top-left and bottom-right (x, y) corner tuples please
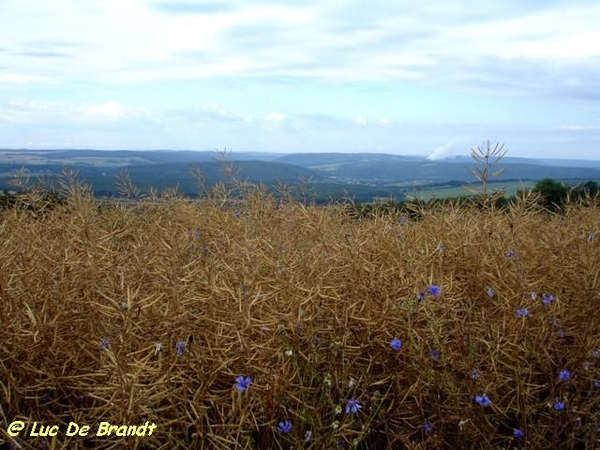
(1, 186), (600, 449)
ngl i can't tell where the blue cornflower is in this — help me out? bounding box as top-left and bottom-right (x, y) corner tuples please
(513, 428), (524, 439)
(423, 421), (433, 434)
(474, 394), (491, 407)
(596, 422), (600, 432)
(100, 338), (110, 351)
(559, 369), (571, 381)
(553, 398), (565, 411)
(417, 291), (425, 302)
(175, 339), (186, 356)
(399, 215), (407, 224)
(42, 394), (50, 404)
(470, 369), (481, 380)
(542, 293), (555, 305)
(485, 286), (495, 298)
(429, 349), (441, 361)
(505, 249), (517, 258)
(593, 380), (600, 389)
(277, 420), (293, 434)
(427, 285), (441, 297)
(345, 398), (362, 415)
(235, 375), (252, 392)
(390, 338), (402, 351)
(516, 307), (529, 317)
(304, 430), (313, 442)
(233, 211), (241, 219)
(592, 348), (600, 359)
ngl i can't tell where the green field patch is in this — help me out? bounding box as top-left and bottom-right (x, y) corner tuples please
(406, 180), (535, 200)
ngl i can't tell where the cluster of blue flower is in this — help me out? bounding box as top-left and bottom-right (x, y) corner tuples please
(119, 276), (599, 444)
(417, 284), (441, 302)
(235, 375), (252, 392)
(515, 292), (556, 316)
(232, 375), (363, 439)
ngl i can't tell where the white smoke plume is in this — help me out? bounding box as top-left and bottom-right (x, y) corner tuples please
(427, 142), (469, 161)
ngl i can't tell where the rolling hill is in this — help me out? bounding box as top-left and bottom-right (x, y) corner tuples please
(1, 149), (599, 202)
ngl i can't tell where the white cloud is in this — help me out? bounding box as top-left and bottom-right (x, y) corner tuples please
(354, 115), (367, 126)
(265, 112), (285, 122)
(0, 97), (158, 128)
(0, 99), (55, 124)
(1, 1), (600, 158)
(0, 0), (597, 102)
(438, 5), (600, 61)
(74, 102), (130, 119)
(0, 73), (51, 84)
(379, 118), (392, 128)
(0, 0), (595, 87)
(196, 103), (251, 121)
(558, 124), (600, 131)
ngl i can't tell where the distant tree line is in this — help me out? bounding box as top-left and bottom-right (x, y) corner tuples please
(0, 189), (66, 214)
(1, 178), (598, 217)
(342, 178), (600, 220)
(530, 178), (599, 211)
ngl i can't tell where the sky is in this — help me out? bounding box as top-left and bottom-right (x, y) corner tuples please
(1, 0), (599, 160)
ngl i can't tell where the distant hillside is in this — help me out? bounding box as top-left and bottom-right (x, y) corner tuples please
(444, 155), (600, 168)
(280, 159), (600, 185)
(120, 161), (321, 186)
(0, 149), (285, 166)
(274, 152), (421, 167)
(1, 149), (599, 202)
(273, 152), (600, 185)
(0, 156), (321, 197)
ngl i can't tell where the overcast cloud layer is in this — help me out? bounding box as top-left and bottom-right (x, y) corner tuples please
(1, 0), (599, 159)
